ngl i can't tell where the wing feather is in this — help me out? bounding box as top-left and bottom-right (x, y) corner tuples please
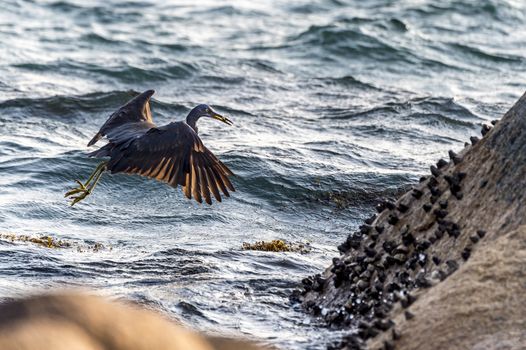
(190, 155), (202, 203)
(105, 121), (234, 204)
(196, 155), (212, 205)
(183, 172), (192, 199)
(204, 166), (221, 202)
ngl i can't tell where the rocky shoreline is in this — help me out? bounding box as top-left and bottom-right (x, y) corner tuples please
(297, 91), (526, 350)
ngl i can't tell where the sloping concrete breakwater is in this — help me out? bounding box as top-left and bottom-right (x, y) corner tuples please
(299, 91), (526, 350)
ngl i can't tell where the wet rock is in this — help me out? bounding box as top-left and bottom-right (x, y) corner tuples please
(387, 282), (401, 293)
(406, 293), (417, 306)
(378, 270), (387, 283)
(434, 269), (448, 281)
(470, 136), (480, 145)
(444, 178), (461, 194)
(383, 240), (397, 254)
(393, 254), (407, 264)
(384, 340), (395, 350)
(416, 240), (431, 251)
(393, 245), (409, 255)
(419, 176), (427, 183)
(365, 247), (377, 258)
(360, 224), (373, 235)
(445, 260), (459, 273)
(481, 124), (491, 136)
(436, 159), (448, 169)
(453, 192), (463, 200)
(411, 189), (423, 199)
(399, 271), (411, 286)
(402, 232), (415, 246)
(374, 319), (394, 331)
(448, 150), (462, 165)
(433, 209), (448, 219)
(357, 301), (372, 315)
(384, 200), (396, 210)
(461, 247), (471, 261)
(397, 203), (410, 213)
(339, 235), (362, 253)
(491, 119), (499, 125)
(430, 165), (441, 178)
(334, 335), (364, 350)
(429, 187), (442, 197)
(400, 293), (417, 308)
(415, 272), (432, 288)
(388, 215), (399, 225)
(365, 214), (377, 225)
(313, 275), (327, 292)
(417, 253), (428, 267)
(447, 228), (460, 238)
(384, 256), (397, 269)
(427, 177), (438, 188)
(357, 279), (370, 291)
(404, 311), (415, 320)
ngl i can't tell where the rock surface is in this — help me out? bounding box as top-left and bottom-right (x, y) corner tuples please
(0, 292), (270, 350)
(300, 91), (526, 350)
(369, 225), (526, 350)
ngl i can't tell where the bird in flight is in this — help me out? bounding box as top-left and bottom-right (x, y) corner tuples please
(65, 90), (235, 206)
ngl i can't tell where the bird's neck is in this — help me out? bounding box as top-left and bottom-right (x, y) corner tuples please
(185, 109), (201, 133)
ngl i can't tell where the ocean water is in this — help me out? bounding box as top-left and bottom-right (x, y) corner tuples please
(0, 0), (525, 348)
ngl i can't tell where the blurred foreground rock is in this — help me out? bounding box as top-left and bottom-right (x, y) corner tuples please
(0, 293), (269, 350)
(300, 91), (526, 350)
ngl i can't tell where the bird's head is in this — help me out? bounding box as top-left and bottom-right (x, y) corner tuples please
(188, 104), (233, 126)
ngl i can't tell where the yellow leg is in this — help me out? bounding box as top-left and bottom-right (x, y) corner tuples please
(65, 161), (107, 206)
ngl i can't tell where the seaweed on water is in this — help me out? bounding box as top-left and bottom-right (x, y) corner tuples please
(242, 239), (311, 253)
(0, 233), (109, 252)
(0, 233), (70, 248)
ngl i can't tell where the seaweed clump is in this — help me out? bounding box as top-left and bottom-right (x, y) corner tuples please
(0, 233), (71, 248)
(243, 239), (311, 253)
(0, 233), (109, 252)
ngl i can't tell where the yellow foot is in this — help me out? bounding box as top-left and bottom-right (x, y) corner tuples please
(65, 180), (91, 206)
(64, 180), (87, 197)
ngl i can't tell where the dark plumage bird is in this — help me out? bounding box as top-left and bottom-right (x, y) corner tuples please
(65, 90), (235, 206)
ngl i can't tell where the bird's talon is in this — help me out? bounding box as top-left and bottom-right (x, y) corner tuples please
(74, 180), (86, 189)
(69, 190), (90, 206)
(64, 188), (84, 197)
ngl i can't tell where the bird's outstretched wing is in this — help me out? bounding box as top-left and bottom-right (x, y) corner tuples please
(88, 90), (156, 147)
(105, 121), (235, 205)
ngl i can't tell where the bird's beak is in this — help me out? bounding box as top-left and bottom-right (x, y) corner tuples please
(211, 111), (233, 126)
